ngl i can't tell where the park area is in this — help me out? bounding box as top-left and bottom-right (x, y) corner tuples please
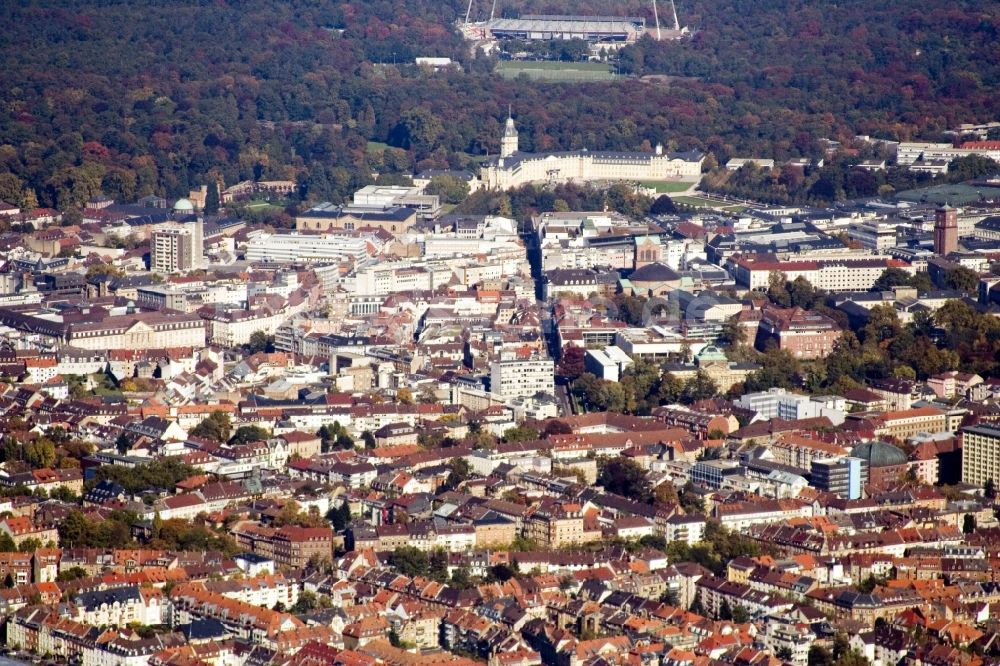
(640, 181), (695, 194)
(672, 194), (748, 212)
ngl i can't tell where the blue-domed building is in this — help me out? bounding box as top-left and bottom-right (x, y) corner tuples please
(850, 440), (909, 488)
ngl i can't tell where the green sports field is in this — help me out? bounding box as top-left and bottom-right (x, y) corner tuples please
(896, 183), (993, 206)
(497, 60), (616, 82)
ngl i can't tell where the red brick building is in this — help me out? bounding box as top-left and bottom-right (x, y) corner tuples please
(233, 524), (333, 568)
(756, 305), (841, 359)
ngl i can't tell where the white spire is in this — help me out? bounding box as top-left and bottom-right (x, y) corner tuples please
(504, 107), (517, 136)
(501, 108), (518, 157)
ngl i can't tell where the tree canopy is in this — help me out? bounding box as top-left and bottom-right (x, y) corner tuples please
(190, 411), (233, 443)
(2, 0), (996, 213)
(90, 458), (197, 494)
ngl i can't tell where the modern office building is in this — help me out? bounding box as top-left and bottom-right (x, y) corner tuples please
(690, 459), (741, 489)
(735, 388), (847, 425)
(810, 456), (864, 500)
(245, 232), (371, 264)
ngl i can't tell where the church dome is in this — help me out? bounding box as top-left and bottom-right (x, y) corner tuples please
(173, 198), (195, 212)
(850, 441), (907, 467)
(629, 262), (680, 284)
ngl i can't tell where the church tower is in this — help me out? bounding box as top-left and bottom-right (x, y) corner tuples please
(501, 107), (519, 158)
(934, 204), (958, 256)
(634, 235), (663, 269)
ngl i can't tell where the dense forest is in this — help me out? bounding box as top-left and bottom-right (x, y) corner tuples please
(0, 0), (998, 211)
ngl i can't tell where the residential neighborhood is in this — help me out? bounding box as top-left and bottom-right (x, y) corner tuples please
(2, 1), (1000, 666)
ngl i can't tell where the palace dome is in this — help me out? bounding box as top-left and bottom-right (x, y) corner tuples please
(173, 198), (195, 212)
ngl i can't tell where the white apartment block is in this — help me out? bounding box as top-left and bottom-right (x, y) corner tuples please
(418, 216), (521, 257)
(151, 221), (204, 274)
(71, 589), (165, 629)
(961, 424), (1000, 486)
(434, 526), (477, 552)
(350, 255), (526, 297)
(534, 211), (635, 247)
(352, 184), (440, 218)
(210, 576), (299, 609)
(716, 500), (814, 532)
(490, 353), (555, 400)
(423, 236), (520, 257)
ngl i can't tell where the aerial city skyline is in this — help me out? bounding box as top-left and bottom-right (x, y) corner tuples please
(0, 2), (998, 666)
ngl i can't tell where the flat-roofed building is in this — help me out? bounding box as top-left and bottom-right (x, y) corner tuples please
(811, 457), (864, 500)
(296, 204), (417, 235)
(961, 423), (1000, 486)
(351, 185), (440, 219)
(245, 232), (371, 264)
(490, 351), (554, 400)
(584, 346), (633, 382)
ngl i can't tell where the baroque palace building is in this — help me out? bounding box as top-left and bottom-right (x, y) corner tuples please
(479, 113), (705, 190)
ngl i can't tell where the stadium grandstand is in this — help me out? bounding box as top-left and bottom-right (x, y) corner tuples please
(460, 0), (685, 43)
(485, 15), (646, 43)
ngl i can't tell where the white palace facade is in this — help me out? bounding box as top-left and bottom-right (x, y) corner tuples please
(479, 115), (705, 190)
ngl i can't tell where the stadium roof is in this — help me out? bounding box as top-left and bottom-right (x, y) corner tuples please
(487, 15), (644, 39)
